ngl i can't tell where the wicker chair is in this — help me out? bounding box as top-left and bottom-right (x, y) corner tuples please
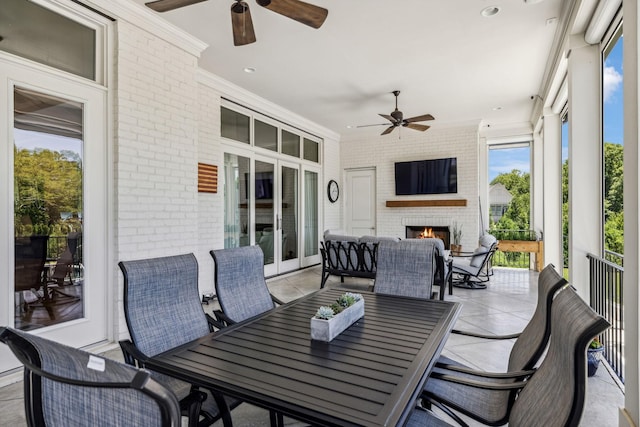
(0, 327), (181, 427)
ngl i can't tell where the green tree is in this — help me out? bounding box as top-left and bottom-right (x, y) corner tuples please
(490, 169), (530, 231)
(14, 146), (82, 236)
(603, 142), (623, 254)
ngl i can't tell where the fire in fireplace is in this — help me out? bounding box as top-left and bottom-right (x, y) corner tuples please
(405, 226), (451, 249)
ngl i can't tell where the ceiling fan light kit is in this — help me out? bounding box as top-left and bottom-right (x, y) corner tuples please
(358, 90), (435, 136)
(145, 0), (328, 46)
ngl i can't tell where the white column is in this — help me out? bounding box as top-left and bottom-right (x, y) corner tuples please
(567, 37), (601, 299)
(622, 1), (640, 425)
(541, 112), (563, 273)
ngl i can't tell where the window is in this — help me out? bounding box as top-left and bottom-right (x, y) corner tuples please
(601, 25), (623, 263)
(282, 130), (300, 158)
(221, 107), (250, 143)
(255, 119), (277, 152)
(303, 138), (319, 162)
(0, 0), (96, 80)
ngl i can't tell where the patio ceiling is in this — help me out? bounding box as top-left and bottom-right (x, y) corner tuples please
(129, 0), (566, 136)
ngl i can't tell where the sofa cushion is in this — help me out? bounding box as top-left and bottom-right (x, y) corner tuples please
(324, 234), (359, 243)
(360, 235), (401, 243)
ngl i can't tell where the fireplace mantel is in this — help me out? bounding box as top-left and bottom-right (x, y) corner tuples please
(386, 199), (467, 208)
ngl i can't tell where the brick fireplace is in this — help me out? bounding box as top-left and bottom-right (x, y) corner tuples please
(405, 226), (451, 249)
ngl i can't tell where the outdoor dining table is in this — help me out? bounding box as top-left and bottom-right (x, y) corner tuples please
(145, 287), (461, 427)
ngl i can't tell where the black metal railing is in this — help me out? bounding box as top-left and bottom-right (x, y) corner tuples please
(492, 251), (531, 269)
(587, 253), (624, 383)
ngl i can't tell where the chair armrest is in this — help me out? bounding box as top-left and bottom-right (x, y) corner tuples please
(205, 313), (225, 331)
(451, 329), (521, 340)
(118, 340), (148, 368)
(428, 371), (529, 391)
(213, 309), (236, 328)
(434, 361), (534, 380)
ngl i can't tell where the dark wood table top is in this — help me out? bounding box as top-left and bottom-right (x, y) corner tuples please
(146, 288), (461, 427)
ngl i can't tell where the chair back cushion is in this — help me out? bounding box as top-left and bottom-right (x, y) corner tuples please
(119, 254), (210, 357)
(509, 288), (610, 427)
(508, 264), (568, 371)
(212, 246), (275, 322)
(374, 239), (436, 299)
(1, 327), (179, 427)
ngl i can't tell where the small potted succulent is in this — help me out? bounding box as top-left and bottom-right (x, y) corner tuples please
(587, 337), (605, 377)
(311, 292), (364, 342)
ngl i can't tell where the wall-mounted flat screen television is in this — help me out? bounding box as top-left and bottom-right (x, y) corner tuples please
(394, 157), (457, 195)
(245, 172), (274, 199)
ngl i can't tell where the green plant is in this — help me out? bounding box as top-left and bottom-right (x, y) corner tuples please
(314, 306), (334, 320)
(452, 221), (462, 245)
(314, 292), (363, 319)
(590, 338), (603, 349)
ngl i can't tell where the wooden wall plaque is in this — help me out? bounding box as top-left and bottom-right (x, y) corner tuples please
(198, 163), (218, 193)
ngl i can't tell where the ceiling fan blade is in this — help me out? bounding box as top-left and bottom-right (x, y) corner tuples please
(381, 126), (396, 136)
(404, 114), (435, 123)
(145, 0), (207, 12)
(404, 122), (430, 132)
(256, 0), (328, 29)
(379, 114), (397, 124)
(356, 123), (388, 128)
(231, 1), (257, 46)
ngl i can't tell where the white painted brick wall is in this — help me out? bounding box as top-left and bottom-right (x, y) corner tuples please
(197, 83), (224, 295)
(340, 126), (481, 249)
(114, 21), (200, 340)
(323, 137), (342, 232)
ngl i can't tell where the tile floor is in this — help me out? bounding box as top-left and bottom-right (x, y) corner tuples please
(0, 266), (625, 426)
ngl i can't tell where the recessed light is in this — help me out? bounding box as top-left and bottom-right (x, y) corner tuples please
(243, 67), (256, 73)
(493, 106), (503, 111)
(346, 125), (354, 129)
(481, 6), (501, 17)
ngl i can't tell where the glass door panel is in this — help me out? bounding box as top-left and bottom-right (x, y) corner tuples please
(223, 153), (250, 248)
(13, 87), (84, 331)
(280, 165), (298, 265)
(304, 170), (319, 258)
(255, 160), (275, 267)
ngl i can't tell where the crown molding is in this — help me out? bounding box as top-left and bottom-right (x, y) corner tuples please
(197, 69), (341, 142)
(82, 0), (208, 57)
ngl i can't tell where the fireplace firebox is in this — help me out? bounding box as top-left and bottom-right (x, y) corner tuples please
(405, 226), (451, 249)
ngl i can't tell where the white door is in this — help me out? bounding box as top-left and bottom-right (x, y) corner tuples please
(346, 168), (377, 236)
(0, 58), (108, 373)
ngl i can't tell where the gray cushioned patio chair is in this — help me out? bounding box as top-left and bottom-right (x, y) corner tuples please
(422, 283), (610, 427)
(374, 239), (438, 299)
(421, 264), (568, 425)
(119, 253), (240, 427)
(0, 327), (181, 427)
(451, 233), (498, 289)
(210, 245), (284, 326)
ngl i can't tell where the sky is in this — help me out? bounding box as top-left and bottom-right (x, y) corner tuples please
(490, 33), (623, 179)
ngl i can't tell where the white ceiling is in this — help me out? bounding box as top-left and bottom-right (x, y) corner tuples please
(130, 0), (566, 137)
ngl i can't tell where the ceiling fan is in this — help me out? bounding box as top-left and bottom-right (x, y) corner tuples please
(144, 0), (329, 46)
(358, 90), (434, 136)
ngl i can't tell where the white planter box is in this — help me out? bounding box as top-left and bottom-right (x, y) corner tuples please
(310, 299), (365, 342)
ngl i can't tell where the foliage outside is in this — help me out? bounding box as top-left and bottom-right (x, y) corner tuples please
(14, 146), (83, 243)
(489, 142), (623, 268)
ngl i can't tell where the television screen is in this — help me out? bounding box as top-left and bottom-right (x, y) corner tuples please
(394, 157), (457, 195)
(245, 172), (274, 199)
